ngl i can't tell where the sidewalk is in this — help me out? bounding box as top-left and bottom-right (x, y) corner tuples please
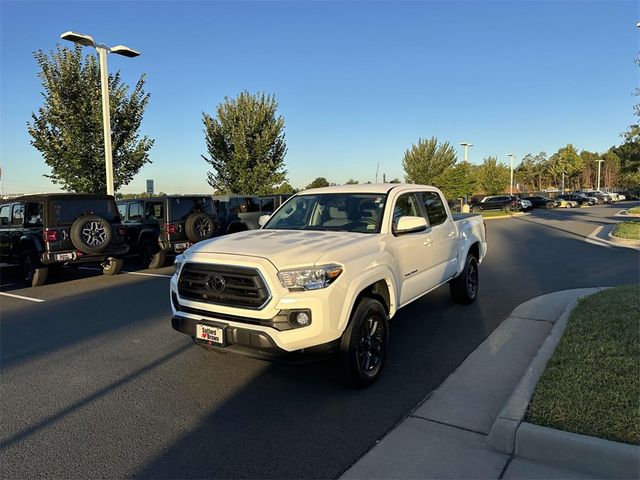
(341, 288), (638, 479)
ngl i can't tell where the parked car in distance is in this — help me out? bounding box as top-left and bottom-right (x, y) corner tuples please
(212, 195), (265, 234)
(117, 196), (218, 269)
(523, 196), (556, 209)
(554, 198), (579, 208)
(171, 184), (487, 387)
(556, 194), (591, 206)
(0, 193), (128, 286)
(469, 195), (520, 212)
(510, 196), (532, 211)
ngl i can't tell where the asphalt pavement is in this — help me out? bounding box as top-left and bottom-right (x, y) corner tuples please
(1, 203), (638, 479)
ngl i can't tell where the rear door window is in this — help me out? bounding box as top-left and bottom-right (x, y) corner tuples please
(25, 202), (43, 227)
(128, 202), (144, 221)
(420, 192), (448, 226)
(145, 201), (164, 220)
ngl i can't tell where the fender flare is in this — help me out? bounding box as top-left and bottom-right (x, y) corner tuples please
(337, 266), (398, 332)
(20, 235), (42, 254)
(137, 228), (161, 247)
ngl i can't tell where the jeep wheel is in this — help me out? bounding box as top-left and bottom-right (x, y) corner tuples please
(141, 239), (166, 269)
(20, 249), (48, 287)
(340, 297), (388, 388)
(449, 254), (479, 305)
(184, 213), (215, 243)
(70, 214), (112, 254)
(102, 257), (123, 276)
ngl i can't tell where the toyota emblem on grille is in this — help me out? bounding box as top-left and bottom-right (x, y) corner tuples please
(205, 274), (226, 293)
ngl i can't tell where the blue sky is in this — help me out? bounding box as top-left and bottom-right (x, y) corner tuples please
(1, 0), (638, 194)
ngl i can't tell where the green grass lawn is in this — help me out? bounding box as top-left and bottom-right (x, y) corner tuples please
(628, 206), (640, 215)
(612, 221), (640, 240)
(526, 285), (640, 445)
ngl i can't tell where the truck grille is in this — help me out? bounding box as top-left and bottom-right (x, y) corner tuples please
(178, 263), (271, 309)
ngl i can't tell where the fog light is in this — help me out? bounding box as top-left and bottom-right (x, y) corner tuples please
(294, 311), (310, 326)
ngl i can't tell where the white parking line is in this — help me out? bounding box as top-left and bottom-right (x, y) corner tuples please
(0, 292), (45, 303)
(124, 271), (172, 278)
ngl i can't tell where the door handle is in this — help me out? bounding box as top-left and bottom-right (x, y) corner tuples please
(424, 238), (433, 246)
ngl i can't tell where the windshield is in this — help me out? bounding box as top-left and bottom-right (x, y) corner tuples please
(264, 193), (387, 233)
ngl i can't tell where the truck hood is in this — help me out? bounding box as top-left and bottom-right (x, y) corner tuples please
(188, 229), (375, 269)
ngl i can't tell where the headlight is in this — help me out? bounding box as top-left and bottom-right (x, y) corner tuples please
(277, 264), (343, 290)
(174, 254), (185, 275)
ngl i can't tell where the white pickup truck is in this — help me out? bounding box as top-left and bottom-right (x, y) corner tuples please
(171, 184), (487, 387)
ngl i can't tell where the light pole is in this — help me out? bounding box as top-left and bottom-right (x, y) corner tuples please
(459, 142), (473, 162)
(596, 158), (604, 191)
(507, 153), (516, 195)
(60, 31), (140, 196)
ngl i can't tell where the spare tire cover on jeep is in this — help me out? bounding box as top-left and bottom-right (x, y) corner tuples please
(184, 212), (215, 243)
(70, 214), (113, 254)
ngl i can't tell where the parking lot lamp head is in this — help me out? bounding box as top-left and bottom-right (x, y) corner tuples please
(110, 45), (140, 58)
(60, 31), (96, 47)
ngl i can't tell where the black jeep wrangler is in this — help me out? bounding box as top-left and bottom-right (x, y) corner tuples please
(0, 194), (128, 287)
(116, 196), (218, 269)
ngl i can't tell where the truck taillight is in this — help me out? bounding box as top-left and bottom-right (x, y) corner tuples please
(165, 223), (177, 234)
(44, 229), (57, 242)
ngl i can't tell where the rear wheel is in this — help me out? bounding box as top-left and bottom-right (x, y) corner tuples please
(102, 257), (123, 276)
(140, 239), (166, 269)
(449, 254), (479, 305)
(20, 249), (48, 287)
(339, 297), (388, 388)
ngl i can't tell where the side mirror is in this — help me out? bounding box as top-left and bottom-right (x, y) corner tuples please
(258, 214), (270, 227)
(395, 216), (428, 234)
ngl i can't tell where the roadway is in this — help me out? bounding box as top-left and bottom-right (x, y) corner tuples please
(1, 202), (638, 478)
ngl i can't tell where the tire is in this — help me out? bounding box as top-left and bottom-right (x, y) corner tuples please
(20, 249), (48, 287)
(140, 238), (166, 269)
(184, 212), (215, 243)
(339, 297), (388, 388)
(102, 257), (123, 275)
(449, 254), (479, 305)
(70, 214), (112, 254)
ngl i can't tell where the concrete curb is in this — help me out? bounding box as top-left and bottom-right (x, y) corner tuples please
(487, 288), (640, 479)
(482, 212), (527, 221)
(607, 229), (640, 246)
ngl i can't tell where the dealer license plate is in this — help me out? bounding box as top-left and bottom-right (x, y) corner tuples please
(196, 324), (225, 346)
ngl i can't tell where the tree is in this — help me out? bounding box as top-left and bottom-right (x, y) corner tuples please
(27, 45), (154, 193)
(436, 161), (478, 199)
(579, 150), (601, 190)
(601, 151), (621, 189)
(274, 181), (295, 194)
(389, 178), (402, 183)
(548, 144), (584, 191)
(611, 56), (640, 184)
(478, 157), (510, 195)
(402, 137), (457, 185)
(345, 178), (359, 184)
(306, 177), (330, 189)
(202, 91), (287, 195)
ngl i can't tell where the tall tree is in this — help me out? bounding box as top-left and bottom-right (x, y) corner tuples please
(579, 150), (600, 189)
(306, 177), (330, 189)
(601, 151), (621, 189)
(479, 156), (510, 195)
(548, 144), (584, 191)
(202, 91), (287, 195)
(436, 161), (478, 199)
(345, 178), (360, 184)
(611, 56), (640, 186)
(28, 45), (154, 193)
(402, 137), (457, 185)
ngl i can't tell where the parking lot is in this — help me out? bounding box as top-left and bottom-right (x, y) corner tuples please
(1, 203), (638, 479)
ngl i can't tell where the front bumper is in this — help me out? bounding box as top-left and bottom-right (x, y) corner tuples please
(171, 314), (340, 363)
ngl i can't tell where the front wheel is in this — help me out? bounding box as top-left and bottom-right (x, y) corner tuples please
(102, 257), (124, 276)
(449, 254), (479, 305)
(339, 298), (388, 388)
